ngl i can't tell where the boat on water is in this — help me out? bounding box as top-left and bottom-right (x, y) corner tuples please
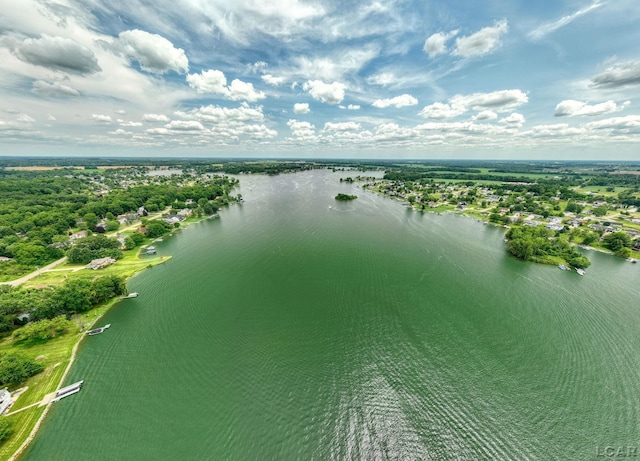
(576, 268), (585, 276)
(124, 292), (138, 298)
(558, 264), (571, 271)
(86, 324), (111, 335)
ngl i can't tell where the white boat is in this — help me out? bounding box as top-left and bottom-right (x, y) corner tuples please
(125, 292), (138, 298)
(558, 264), (570, 271)
(576, 268), (585, 276)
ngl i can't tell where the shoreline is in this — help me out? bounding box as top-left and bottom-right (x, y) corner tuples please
(7, 274), (163, 461)
(5, 212), (221, 460)
(368, 185), (638, 266)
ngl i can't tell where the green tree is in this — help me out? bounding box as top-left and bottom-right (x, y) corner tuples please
(83, 212), (98, 230)
(0, 352), (45, 386)
(89, 275), (126, 305)
(0, 417), (13, 442)
(592, 205), (608, 217)
(105, 220), (120, 232)
(67, 235), (122, 264)
(11, 243), (49, 266)
(603, 232), (632, 255)
(50, 279), (92, 314)
(145, 222), (171, 238)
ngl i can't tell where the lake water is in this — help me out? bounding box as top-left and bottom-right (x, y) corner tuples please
(24, 169), (640, 460)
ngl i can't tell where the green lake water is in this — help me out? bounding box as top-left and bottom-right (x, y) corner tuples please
(23, 170), (640, 460)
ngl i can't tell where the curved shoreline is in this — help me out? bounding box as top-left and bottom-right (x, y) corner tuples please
(9, 325), (84, 461)
(5, 212), (225, 459)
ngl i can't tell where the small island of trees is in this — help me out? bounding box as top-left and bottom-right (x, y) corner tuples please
(335, 193), (358, 201)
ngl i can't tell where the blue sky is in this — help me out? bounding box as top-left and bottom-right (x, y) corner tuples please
(1, 0), (640, 159)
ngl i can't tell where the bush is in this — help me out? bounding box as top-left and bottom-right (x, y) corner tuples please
(0, 352), (44, 386)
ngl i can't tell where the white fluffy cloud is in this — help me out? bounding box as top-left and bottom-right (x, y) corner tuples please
(450, 89), (528, 111)
(423, 30), (458, 58)
(554, 100), (629, 117)
(324, 121), (360, 131)
(118, 29), (188, 74)
(420, 90), (527, 120)
(187, 70), (265, 101)
(528, 124), (585, 138)
(585, 115), (640, 134)
(11, 34), (100, 75)
(175, 103), (265, 124)
(262, 74), (285, 86)
(591, 61), (640, 89)
(453, 20), (508, 58)
(287, 119), (317, 140)
(293, 103), (310, 114)
(143, 113), (170, 122)
(31, 80), (80, 97)
(372, 94), (418, 109)
(419, 102), (466, 119)
(164, 120), (205, 131)
(303, 80), (345, 105)
(499, 113), (525, 127)
(228, 79), (265, 102)
(472, 110), (498, 121)
(187, 70), (227, 94)
(91, 114), (112, 123)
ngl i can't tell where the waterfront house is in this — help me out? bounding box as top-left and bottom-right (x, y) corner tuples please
(0, 388), (12, 414)
(163, 214), (185, 225)
(85, 257), (116, 270)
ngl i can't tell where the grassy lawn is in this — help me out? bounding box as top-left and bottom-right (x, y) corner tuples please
(575, 186), (626, 196)
(0, 328), (78, 460)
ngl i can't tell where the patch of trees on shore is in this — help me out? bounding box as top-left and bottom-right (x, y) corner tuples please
(505, 226), (591, 268)
(0, 275), (127, 332)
